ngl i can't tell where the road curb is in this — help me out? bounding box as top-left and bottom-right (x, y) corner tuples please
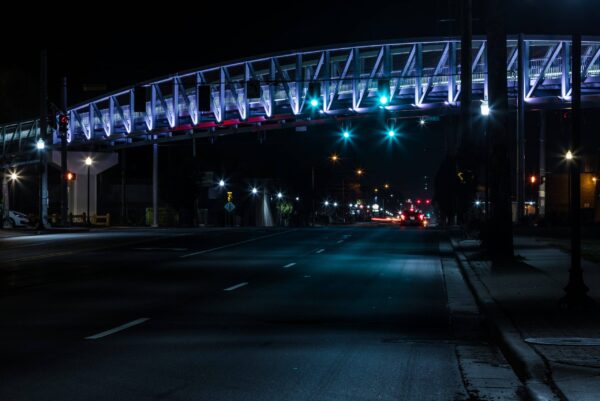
(451, 243), (566, 401)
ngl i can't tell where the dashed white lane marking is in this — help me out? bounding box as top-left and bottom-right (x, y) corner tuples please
(85, 318), (150, 340)
(224, 282), (248, 291)
(316, 248), (325, 254)
(180, 230), (295, 258)
(337, 240), (344, 244)
(283, 262), (296, 268)
(134, 247), (188, 251)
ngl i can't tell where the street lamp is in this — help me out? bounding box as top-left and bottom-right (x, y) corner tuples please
(565, 150), (574, 161)
(330, 154), (339, 163)
(251, 187), (258, 195)
(277, 192), (283, 199)
(85, 157), (92, 225)
(356, 169), (364, 176)
(36, 139), (45, 150)
(8, 170), (19, 212)
(218, 179), (225, 188)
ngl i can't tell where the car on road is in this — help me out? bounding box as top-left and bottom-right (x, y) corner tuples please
(7, 210), (30, 228)
(399, 209), (427, 227)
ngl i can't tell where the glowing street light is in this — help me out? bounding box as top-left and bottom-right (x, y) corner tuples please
(251, 187), (258, 195)
(342, 130), (350, 139)
(9, 171), (19, 181)
(324, 201), (330, 206)
(480, 100), (490, 116)
(277, 192), (283, 199)
(310, 98), (319, 108)
(356, 169), (364, 176)
(218, 179), (225, 187)
(419, 118), (426, 126)
(333, 202), (338, 207)
(565, 150), (574, 161)
(384, 183), (390, 189)
(387, 130), (396, 138)
(330, 154), (339, 163)
(36, 139), (45, 150)
(530, 175), (536, 184)
(379, 95), (389, 105)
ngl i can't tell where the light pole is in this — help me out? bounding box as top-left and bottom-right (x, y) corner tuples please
(8, 171), (18, 211)
(481, 100), (490, 218)
(36, 138), (46, 230)
(85, 156), (92, 225)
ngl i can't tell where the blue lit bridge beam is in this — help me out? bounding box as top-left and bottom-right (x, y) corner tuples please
(2, 35), (600, 159)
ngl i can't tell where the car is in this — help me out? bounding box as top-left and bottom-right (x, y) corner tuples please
(399, 208), (427, 227)
(7, 210), (30, 228)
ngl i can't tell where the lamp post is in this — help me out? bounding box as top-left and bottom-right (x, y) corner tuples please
(481, 100), (490, 218)
(85, 157), (92, 225)
(8, 171), (18, 211)
(36, 138), (46, 230)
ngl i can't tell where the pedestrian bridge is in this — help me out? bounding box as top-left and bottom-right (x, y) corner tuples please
(2, 35), (600, 158)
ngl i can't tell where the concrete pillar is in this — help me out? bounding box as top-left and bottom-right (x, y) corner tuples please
(51, 151), (118, 220)
(152, 142), (158, 227)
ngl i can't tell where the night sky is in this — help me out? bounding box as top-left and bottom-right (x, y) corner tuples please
(2, 0), (599, 218)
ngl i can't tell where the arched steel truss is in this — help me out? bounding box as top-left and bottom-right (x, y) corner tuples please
(2, 35), (600, 158)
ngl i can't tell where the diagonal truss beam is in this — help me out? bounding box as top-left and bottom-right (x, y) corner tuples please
(527, 42), (563, 99)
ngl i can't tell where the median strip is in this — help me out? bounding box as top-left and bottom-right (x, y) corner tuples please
(85, 318), (150, 340)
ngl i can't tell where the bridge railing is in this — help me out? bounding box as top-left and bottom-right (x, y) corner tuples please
(2, 36), (600, 158)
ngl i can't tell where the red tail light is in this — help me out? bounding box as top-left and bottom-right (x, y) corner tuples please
(419, 214), (424, 220)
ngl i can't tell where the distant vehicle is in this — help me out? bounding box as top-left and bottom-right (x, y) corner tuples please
(7, 210), (30, 228)
(399, 208), (427, 227)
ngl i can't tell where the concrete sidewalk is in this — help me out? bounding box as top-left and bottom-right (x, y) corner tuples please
(452, 235), (600, 401)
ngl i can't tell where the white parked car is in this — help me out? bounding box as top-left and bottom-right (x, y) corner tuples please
(7, 210), (30, 227)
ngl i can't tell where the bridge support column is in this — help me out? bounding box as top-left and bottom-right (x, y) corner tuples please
(51, 151), (118, 223)
(152, 141), (158, 228)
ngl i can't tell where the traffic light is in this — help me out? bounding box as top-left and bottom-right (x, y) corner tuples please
(197, 85), (211, 112)
(58, 114), (69, 135)
(65, 171), (76, 181)
(378, 79), (390, 105)
(308, 82), (321, 107)
(247, 80), (261, 99)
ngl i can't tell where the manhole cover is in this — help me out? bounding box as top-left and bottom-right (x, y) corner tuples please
(524, 337), (600, 346)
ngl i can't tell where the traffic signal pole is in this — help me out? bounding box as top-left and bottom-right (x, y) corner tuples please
(60, 77), (69, 226)
(37, 50), (48, 230)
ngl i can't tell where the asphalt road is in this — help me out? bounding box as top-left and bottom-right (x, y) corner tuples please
(0, 226), (520, 400)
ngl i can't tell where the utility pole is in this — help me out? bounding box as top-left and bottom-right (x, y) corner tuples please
(486, 0), (514, 261)
(560, 33), (593, 309)
(517, 34), (527, 222)
(459, 0), (472, 149)
(37, 50), (48, 230)
(60, 77), (68, 226)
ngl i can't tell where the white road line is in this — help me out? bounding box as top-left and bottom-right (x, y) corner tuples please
(134, 247), (188, 251)
(337, 240), (344, 244)
(180, 230), (296, 258)
(224, 282), (248, 291)
(85, 318), (150, 340)
(316, 248), (325, 254)
(283, 262), (296, 268)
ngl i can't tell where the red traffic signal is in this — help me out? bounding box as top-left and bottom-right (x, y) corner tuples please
(416, 199), (422, 204)
(425, 199), (431, 205)
(58, 114), (69, 134)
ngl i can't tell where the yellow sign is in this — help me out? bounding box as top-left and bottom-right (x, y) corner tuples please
(227, 192), (233, 202)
